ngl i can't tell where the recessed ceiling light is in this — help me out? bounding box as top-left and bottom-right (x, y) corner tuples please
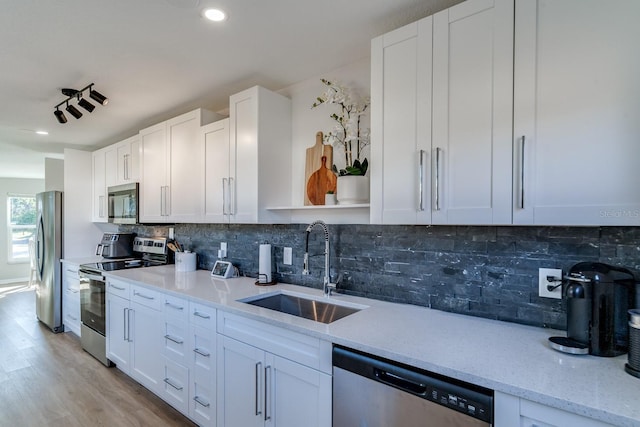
(36, 130), (49, 135)
(203, 8), (226, 22)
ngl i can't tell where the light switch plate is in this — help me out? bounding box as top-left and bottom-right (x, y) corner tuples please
(539, 268), (563, 299)
(283, 247), (292, 265)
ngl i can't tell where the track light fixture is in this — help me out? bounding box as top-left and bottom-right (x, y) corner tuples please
(53, 83), (108, 124)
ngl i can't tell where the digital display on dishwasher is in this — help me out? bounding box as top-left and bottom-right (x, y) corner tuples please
(427, 387), (490, 421)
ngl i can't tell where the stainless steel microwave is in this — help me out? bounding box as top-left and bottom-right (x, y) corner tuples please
(108, 183), (139, 224)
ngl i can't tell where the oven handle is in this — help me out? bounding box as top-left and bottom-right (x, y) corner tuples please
(79, 270), (104, 282)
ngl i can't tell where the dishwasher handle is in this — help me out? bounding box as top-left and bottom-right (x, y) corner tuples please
(374, 368), (427, 395)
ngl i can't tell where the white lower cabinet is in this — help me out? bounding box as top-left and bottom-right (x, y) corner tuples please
(106, 279), (164, 394)
(216, 312), (332, 427)
(495, 391), (613, 427)
(61, 262), (81, 336)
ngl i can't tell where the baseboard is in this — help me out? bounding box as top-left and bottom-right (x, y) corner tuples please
(0, 277), (29, 285)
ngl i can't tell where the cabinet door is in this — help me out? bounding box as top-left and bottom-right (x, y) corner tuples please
(266, 353), (331, 427)
(370, 19), (432, 224)
(217, 335), (264, 427)
(431, 0), (513, 225)
(514, 0), (640, 225)
(104, 146), (118, 188)
(130, 301), (164, 394)
(91, 149), (107, 222)
(167, 110), (203, 222)
(62, 264), (81, 335)
(140, 122), (168, 222)
(190, 325), (216, 427)
(106, 293), (130, 373)
(116, 135), (140, 184)
(202, 119), (230, 223)
(229, 90), (259, 224)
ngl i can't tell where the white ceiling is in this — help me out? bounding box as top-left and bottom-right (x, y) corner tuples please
(0, 0), (461, 179)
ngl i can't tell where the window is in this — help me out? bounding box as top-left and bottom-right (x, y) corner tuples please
(7, 195), (36, 263)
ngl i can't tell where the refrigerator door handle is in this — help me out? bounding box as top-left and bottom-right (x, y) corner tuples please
(35, 216), (45, 281)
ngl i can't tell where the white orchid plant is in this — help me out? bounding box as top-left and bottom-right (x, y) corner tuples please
(311, 78), (370, 176)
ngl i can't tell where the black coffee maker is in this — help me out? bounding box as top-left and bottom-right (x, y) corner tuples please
(549, 262), (637, 357)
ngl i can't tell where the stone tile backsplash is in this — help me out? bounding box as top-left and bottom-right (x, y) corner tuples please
(121, 223), (640, 330)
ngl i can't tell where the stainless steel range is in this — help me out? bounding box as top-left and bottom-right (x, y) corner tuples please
(79, 236), (169, 366)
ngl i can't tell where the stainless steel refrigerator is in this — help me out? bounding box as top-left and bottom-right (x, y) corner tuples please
(34, 191), (63, 333)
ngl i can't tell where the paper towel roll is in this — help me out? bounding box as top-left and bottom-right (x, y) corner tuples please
(259, 244), (272, 283)
(175, 251), (196, 272)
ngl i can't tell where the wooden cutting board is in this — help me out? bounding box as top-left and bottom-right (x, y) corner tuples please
(306, 156), (337, 205)
(304, 131), (333, 205)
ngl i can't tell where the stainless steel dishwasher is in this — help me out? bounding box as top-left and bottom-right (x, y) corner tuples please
(333, 346), (493, 427)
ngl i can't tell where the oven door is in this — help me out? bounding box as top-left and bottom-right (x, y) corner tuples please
(79, 270), (106, 336)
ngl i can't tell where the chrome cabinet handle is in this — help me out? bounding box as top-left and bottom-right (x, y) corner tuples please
(164, 186), (170, 216)
(160, 186), (164, 216)
(163, 378), (183, 391)
(133, 291), (154, 300)
(109, 284), (126, 291)
(193, 347), (210, 357)
(193, 311), (210, 319)
(68, 314), (78, 321)
(255, 362), (262, 416)
(520, 135), (526, 209)
(164, 302), (184, 311)
(123, 154), (129, 181)
(222, 178), (228, 215)
(264, 365), (271, 421)
(123, 308), (128, 341)
(229, 177), (235, 215)
(418, 149), (426, 211)
(98, 195), (105, 218)
(434, 147), (442, 211)
(193, 396), (210, 408)
(164, 334), (184, 345)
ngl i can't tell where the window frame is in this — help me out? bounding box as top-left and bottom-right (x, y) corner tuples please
(7, 194), (37, 264)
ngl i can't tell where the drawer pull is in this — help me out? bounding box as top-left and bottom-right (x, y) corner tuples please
(67, 314), (78, 321)
(193, 311), (210, 319)
(165, 302), (185, 310)
(67, 287), (79, 293)
(194, 396), (210, 408)
(110, 284), (126, 291)
(193, 347), (210, 357)
(163, 378), (183, 391)
(134, 291), (155, 300)
(164, 334), (184, 345)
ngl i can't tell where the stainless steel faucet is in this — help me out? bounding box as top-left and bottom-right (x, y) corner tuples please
(302, 220), (336, 296)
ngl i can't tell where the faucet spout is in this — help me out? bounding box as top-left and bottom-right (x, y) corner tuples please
(303, 220), (333, 296)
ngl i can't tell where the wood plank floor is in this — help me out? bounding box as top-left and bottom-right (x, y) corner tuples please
(0, 283), (196, 427)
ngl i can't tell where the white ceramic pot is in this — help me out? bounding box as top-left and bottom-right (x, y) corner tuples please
(325, 193), (337, 205)
(337, 175), (370, 205)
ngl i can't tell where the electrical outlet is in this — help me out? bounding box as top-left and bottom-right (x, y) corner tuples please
(539, 268), (563, 299)
(283, 247), (292, 265)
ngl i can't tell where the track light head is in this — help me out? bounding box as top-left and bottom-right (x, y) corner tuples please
(78, 97), (95, 113)
(54, 83), (107, 122)
(66, 103), (83, 119)
(89, 89), (108, 106)
(54, 108), (67, 124)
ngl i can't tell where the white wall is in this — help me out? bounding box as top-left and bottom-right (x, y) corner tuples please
(0, 177), (44, 283)
(279, 58), (371, 207)
(45, 158), (64, 192)
(62, 149), (106, 259)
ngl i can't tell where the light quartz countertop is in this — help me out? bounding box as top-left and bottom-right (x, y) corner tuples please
(102, 265), (640, 427)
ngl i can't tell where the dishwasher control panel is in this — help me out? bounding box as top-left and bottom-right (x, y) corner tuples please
(428, 386), (491, 421)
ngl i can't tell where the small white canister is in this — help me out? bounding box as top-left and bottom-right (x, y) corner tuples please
(175, 251), (197, 272)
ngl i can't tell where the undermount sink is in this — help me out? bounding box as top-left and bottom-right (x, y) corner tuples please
(239, 291), (364, 324)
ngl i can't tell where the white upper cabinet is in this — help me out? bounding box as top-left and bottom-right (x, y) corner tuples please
(115, 134), (140, 185)
(513, 0), (640, 225)
(202, 118), (230, 223)
(431, 0), (513, 225)
(371, 0), (514, 225)
(370, 18), (433, 224)
(91, 148), (107, 223)
(139, 108), (220, 223)
(227, 86), (292, 224)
